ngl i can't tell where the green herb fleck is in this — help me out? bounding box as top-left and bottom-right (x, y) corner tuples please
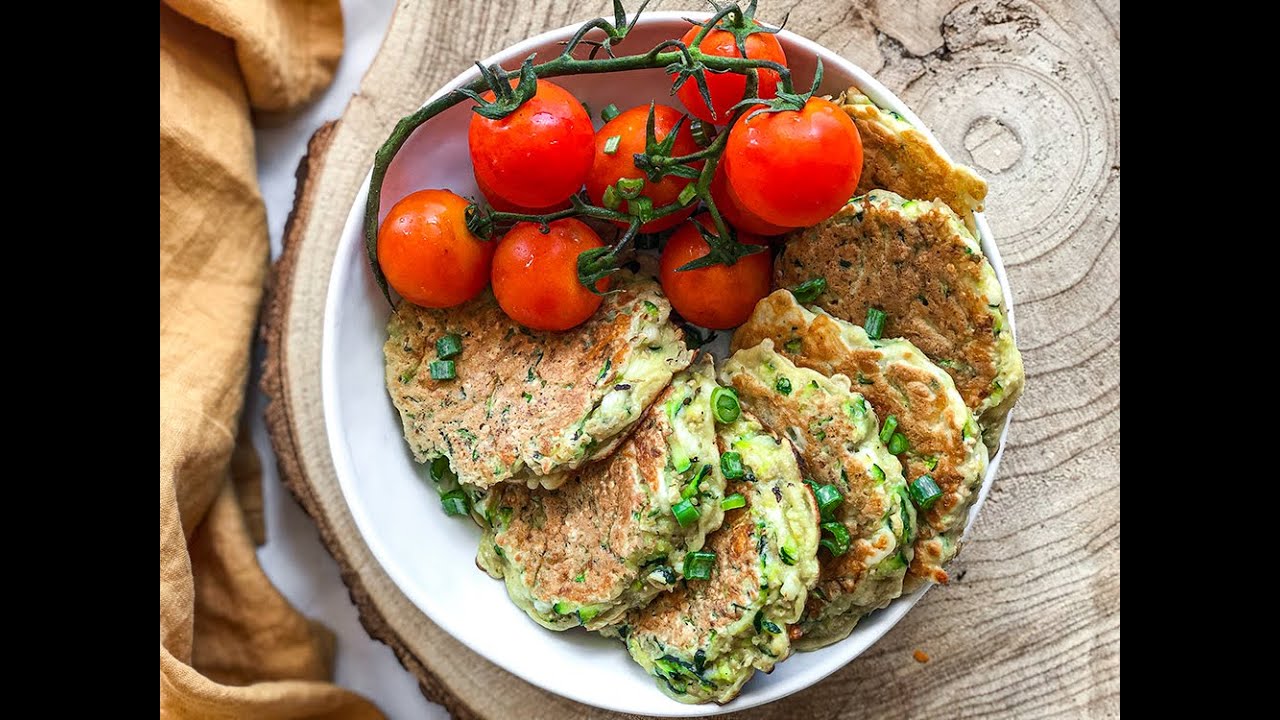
(429, 360), (456, 380)
(436, 334), (462, 360)
(790, 277), (827, 303)
(865, 307), (887, 340)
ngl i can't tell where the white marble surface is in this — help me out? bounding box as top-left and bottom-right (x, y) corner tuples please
(250, 1), (446, 717)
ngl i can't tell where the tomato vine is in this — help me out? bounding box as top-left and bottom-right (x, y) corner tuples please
(365, 1), (794, 304)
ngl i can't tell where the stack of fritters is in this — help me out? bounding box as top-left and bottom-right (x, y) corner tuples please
(381, 86), (1025, 704)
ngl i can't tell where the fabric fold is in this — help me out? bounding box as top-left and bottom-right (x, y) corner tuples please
(159, 1), (382, 716)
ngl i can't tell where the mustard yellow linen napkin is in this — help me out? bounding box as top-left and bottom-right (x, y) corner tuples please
(160, 1), (382, 716)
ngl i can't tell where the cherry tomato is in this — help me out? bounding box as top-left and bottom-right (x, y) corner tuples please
(709, 159), (794, 237)
(469, 80), (594, 210)
(675, 24), (787, 125)
(724, 97), (863, 227)
(586, 104), (702, 234)
(474, 170), (570, 214)
(491, 218), (609, 331)
(658, 214), (772, 330)
(377, 189), (494, 308)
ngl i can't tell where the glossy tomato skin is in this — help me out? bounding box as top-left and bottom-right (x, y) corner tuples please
(710, 159), (794, 237)
(676, 24), (786, 125)
(586, 105), (702, 234)
(724, 97), (863, 227)
(469, 80), (594, 210)
(659, 214), (772, 330)
(491, 218), (609, 331)
(377, 189), (494, 308)
(474, 170), (571, 214)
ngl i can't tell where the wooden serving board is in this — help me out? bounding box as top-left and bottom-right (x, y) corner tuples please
(261, 1), (1120, 717)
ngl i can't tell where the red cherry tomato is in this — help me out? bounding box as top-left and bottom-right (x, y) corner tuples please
(468, 80), (594, 210)
(474, 170), (570, 214)
(586, 104), (702, 234)
(491, 218), (609, 331)
(710, 159), (794, 237)
(377, 189), (494, 308)
(724, 97), (863, 227)
(675, 24), (787, 125)
(658, 214), (772, 330)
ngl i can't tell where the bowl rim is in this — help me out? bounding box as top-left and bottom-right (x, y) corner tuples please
(322, 10), (1016, 716)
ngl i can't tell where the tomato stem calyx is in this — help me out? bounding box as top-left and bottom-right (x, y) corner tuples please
(458, 56), (541, 121)
(733, 57), (824, 121)
(694, 1), (786, 62)
(675, 213), (768, 272)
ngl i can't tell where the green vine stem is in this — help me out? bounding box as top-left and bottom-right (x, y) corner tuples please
(365, 1), (788, 304)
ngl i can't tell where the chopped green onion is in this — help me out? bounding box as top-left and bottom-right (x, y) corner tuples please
(628, 196), (653, 218)
(721, 492), (746, 510)
(681, 464), (711, 500)
(577, 605), (600, 624)
(677, 183), (698, 206)
(753, 611), (782, 634)
(673, 499), (701, 527)
(879, 414), (899, 444)
(865, 307), (887, 340)
(923, 456), (939, 470)
(819, 521), (851, 556)
(869, 464), (885, 483)
(909, 475), (943, 510)
(784, 338), (803, 354)
(685, 550), (716, 580)
(553, 601), (572, 615)
(601, 103), (620, 122)
(435, 333), (462, 360)
(780, 543), (798, 565)
(790, 277), (827, 303)
(775, 377), (792, 395)
(429, 360), (456, 380)
(616, 176), (645, 199)
(602, 184), (621, 209)
(603, 134), (621, 154)
(845, 397), (867, 418)
(711, 386), (740, 423)
(428, 456), (455, 484)
(888, 432), (910, 454)
(813, 483), (843, 519)
(720, 451), (745, 479)
(440, 489), (470, 516)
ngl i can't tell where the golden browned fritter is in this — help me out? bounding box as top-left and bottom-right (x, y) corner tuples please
(774, 191), (1024, 449)
(475, 359), (726, 631)
(384, 262), (692, 489)
(617, 414), (819, 704)
(841, 86), (987, 223)
(720, 343), (915, 650)
(734, 291), (987, 585)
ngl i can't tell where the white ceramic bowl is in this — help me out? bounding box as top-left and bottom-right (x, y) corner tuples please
(324, 11), (1015, 716)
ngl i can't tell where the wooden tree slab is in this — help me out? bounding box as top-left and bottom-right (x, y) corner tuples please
(261, 1), (1120, 717)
